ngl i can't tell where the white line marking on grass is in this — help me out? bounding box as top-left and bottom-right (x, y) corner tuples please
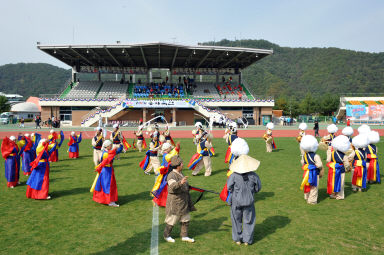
(150, 178), (159, 255)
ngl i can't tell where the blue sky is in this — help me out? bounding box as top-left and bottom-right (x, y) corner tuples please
(1, 0), (383, 68)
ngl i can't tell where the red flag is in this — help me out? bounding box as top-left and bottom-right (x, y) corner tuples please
(122, 136), (131, 150)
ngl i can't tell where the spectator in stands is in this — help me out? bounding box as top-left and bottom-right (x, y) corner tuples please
(48, 118), (52, 128)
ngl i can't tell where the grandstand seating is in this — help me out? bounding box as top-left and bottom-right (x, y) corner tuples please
(97, 81), (128, 99)
(65, 81), (101, 99)
(133, 83), (185, 98)
(192, 82), (246, 100)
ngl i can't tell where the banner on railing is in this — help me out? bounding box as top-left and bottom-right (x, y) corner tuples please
(122, 100), (193, 108)
(346, 104), (384, 120)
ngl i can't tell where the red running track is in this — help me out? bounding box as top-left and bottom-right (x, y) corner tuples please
(0, 129), (383, 139)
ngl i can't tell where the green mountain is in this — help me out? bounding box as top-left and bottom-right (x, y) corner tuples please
(200, 39), (384, 98)
(0, 63), (71, 98)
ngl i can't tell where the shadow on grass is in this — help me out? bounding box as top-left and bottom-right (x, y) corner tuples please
(93, 217), (227, 255)
(92, 227), (152, 255)
(273, 149), (284, 152)
(118, 190), (152, 206)
(255, 191), (274, 201)
(51, 187), (89, 198)
(317, 188), (329, 203)
(254, 215), (291, 243)
(188, 216), (227, 238)
(209, 168), (228, 177)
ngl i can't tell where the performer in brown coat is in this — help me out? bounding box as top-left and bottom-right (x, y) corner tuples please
(163, 155), (196, 243)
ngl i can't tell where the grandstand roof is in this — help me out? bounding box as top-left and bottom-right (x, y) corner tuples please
(37, 42), (273, 70)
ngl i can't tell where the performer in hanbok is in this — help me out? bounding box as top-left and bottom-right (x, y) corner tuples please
(297, 123), (307, 155)
(192, 122), (203, 145)
(163, 155), (196, 243)
(326, 135), (351, 200)
(189, 132), (214, 176)
(26, 139), (57, 199)
(348, 135), (368, 192)
(92, 127), (104, 166)
(68, 131), (82, 159)
(223, 122), (238, 165)
(2, 136), (24, 188)
(48, 130), (64, 162)
(31, 133), (41, 152)
(225, 138), (261, 245)
(342, 126), (354, 143)
(151, 142), (180, 207)
(21, 134), (35, 176)
(152, 123), (161, 140)
(110, 124), (123, 159)
(140, 132), (161, 175)
(263, 122), (276, 153)
(366, 131), (380, 184)
(134, 125), (146, 152)
(91, 140), (123, 207)
(321, 124), (338, 151)
(163, 125), (175, 146)
(300, 135), (324, 204)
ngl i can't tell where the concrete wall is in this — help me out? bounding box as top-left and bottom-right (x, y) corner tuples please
(109, 109), (142, 121)
(41, 106), (59, 121)
(72, 110), (90, 126)
(175, 109), (195, 125)
(220, 110), (242, 119)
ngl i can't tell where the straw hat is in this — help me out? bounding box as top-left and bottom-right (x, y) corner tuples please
(229, 155), (260, 174)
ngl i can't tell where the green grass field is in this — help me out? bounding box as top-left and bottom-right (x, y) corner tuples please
(0, 137), (383, 255)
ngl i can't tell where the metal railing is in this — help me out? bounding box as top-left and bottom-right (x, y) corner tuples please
(39, 94), (61, 99)
(241, 80), (258, 100)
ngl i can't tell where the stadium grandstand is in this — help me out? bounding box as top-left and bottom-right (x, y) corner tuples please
(37, 42), (274, 127)
(336, 96), (384, 125)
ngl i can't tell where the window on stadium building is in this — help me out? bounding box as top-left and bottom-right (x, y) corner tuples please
(60, 107), (72, 121)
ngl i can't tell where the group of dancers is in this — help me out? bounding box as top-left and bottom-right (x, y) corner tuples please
(2, 120), (381, 245)
(1, 130), (82, 200)
(298, 123), (381, 204)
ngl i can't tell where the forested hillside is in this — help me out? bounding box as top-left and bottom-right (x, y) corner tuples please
(0, 63), (71, 97)
(200, 39), (384, 98)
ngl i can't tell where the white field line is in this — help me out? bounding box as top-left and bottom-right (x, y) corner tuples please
(150, 178), (159, 255)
